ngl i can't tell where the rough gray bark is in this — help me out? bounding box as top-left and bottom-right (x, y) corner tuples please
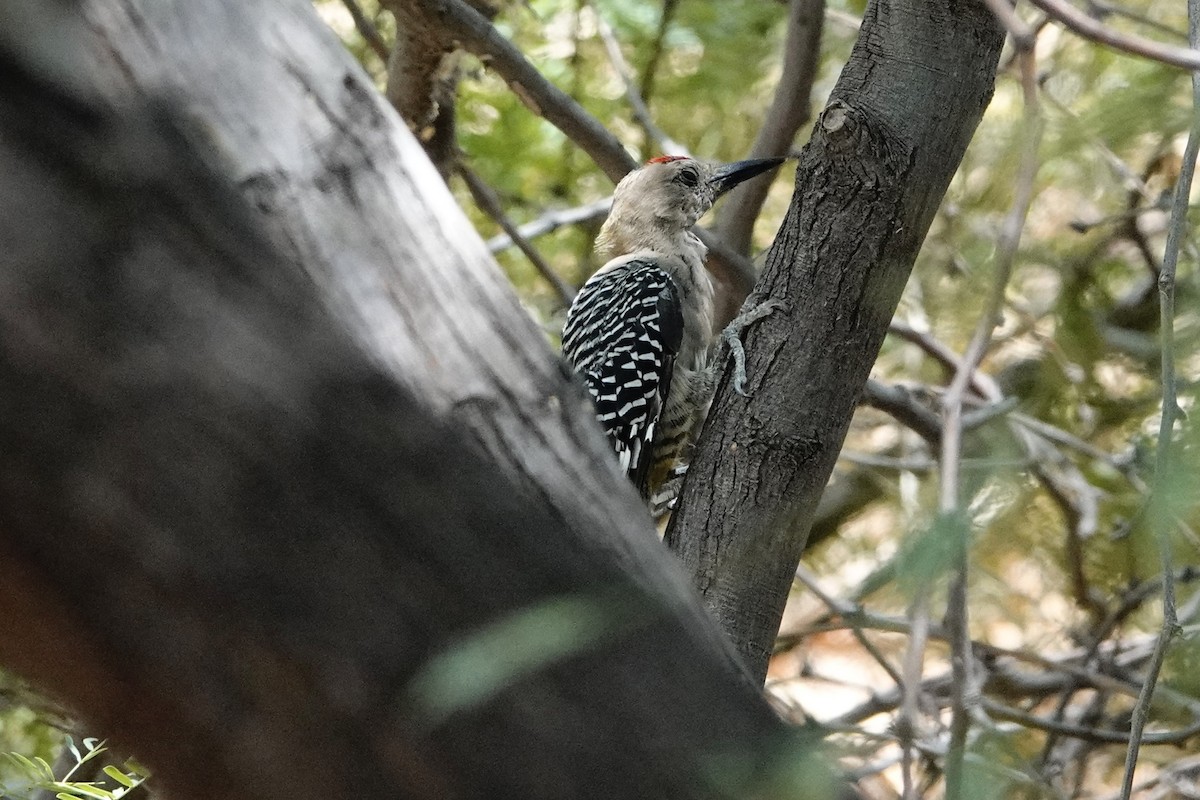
(0, 2), (813, 799)
(665, 0), (1006, 682)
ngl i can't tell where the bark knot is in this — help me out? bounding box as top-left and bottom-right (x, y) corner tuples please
(814, 100), (909, 190)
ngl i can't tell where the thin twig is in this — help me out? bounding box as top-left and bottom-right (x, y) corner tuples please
(794, 564), (906, 688)
(457, 162), (576, 306)
(341, 0), (391, 63)
(424, 0), (636, 182)
(985, 698), (1200, 745)
(1027, 0), (1200, 70)
(860, 379), (942, 445)
(888, 320), (1002, 401)
(1088, 0), (1188, 42)
(638, 0), (679, 103)
(939, 49), (1043, 800)
(1010, 411), (1137, 476)
(898, 596), (928, 800)
(981, 0), (1038, 51)
(1098, 754), (1200, 800)
(716, 0), (824, 256)
(1117, 3), (1199, 795)
(838, 450), (1032, 472)
(587, 0), (687, 155)
(486, 197), (613, 252)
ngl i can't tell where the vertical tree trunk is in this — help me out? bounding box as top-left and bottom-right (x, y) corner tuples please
(665, 0), (1005, 681)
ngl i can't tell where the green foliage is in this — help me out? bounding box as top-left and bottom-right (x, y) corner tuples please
(404, 588), (656, 727)
(895, 512), (970, 598)
(2, 738), (146, 800)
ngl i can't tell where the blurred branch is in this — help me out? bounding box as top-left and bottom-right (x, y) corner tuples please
(898, 593), (929, 800)
(938, 49), (1043, 800)
(588, 0), (688, 155)
(1118, 3), (1200, 795)
(888, 320), (1002, 400)
(861, 380), (941, 445)
(486, 197), (613, 253)
(1010, 411), (1137, 477)
(826, 9), (861, 30)
(342, 0), (391, 63)
(837, 450), (1031, 472)
(1037, 459), (1105, 617)
(425, 0), (637, 182)
(981, 0), (1038, 51)
(716, 0), (824, 257)
(1026, 0), (1200, 69)
(792, 603), (1200, 735)
(457, 161), (576, 306)
(638, 0), (679, 102)
(793, 564), (905, 688)
(1098, 754), (1200, 800)
(1087, 0), (1188, 41)
(985, 698), (1200, 745)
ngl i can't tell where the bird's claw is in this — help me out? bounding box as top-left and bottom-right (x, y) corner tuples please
(721, 298), (789, 396)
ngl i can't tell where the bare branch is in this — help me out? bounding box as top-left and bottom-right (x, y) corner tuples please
(981, 0), (1038, 51)
(716, 0), (824, 257)
(341, 0), (390, 63)
(986, 698), (1200, 745)
(1027, 0), (1200, 70)
(1118, 2), (1200, 795)
(1037, 459), (1105, 617)
(888, 320), (1002, 401)
(457, 162), (576, 306)
(860, 379), (941, 445)
(793, 564), (905, 688)
(424, 0), (636, 182)
(638, 0), (679, 102)
(898, 595), (930, 800)
(587, 1), (688, 156)
(486, 197), (613, 253)
(1088, 0), (1188, 42)
(939, 48), (1043, 800)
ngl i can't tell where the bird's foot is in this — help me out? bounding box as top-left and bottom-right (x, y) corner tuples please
(648, 462), (689, 519)
(720, 298), (788, 396)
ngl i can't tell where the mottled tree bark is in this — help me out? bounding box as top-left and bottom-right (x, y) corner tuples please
(665, 0), (1006, 682)
(380, 0), (499, 177)
(0, 2), (809, 799)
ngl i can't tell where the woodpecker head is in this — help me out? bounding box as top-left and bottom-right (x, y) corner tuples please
(597, 155), (785, 259)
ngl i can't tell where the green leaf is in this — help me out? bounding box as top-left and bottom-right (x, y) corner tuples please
(51, 782), (114, 800)
(101, 767), (134, 788)
(405, 588), (656, 727)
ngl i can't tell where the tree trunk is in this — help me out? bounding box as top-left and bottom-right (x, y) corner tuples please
(0, 2), (813, 798)
(665, 0), (1006, 682)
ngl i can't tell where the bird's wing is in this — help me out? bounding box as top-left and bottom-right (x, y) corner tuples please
(562, 257), (683, 493)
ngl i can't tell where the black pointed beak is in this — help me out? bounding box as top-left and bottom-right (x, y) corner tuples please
(708, 156), (786, 197)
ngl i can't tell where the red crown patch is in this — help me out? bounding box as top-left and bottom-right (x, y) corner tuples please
(647, 155), (689, 164)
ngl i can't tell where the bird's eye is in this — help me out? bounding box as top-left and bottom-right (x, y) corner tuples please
(677, 167), (699, 187)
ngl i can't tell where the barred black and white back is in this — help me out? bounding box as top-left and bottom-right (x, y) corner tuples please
(562, 257), (683, 495)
